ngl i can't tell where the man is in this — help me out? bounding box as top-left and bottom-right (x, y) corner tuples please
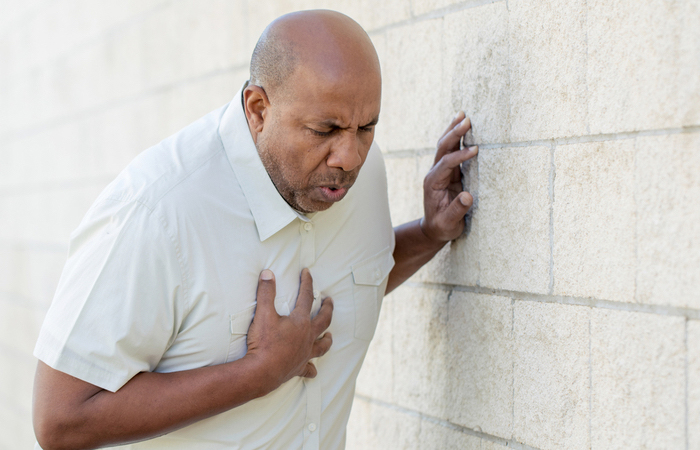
(32, 10), (477, 450)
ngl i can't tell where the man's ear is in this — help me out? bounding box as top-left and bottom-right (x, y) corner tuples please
(243, 84), (270, 142)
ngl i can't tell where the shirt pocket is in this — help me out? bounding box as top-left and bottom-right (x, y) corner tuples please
(226, 303), (256, 363)
(226, 295), (294, 363)
(352, 246), (395, 341)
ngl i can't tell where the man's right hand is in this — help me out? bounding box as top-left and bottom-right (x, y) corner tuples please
(244, 268), (334, 388)
(33, 268), (333, 450)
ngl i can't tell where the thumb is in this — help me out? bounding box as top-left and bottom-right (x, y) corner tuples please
(255, 269), (277, 318)
(445, 192), (473, 224)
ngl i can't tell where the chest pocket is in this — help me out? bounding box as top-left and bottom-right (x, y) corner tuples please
(352, 246), (395, 341)
(226, 295), (294, 363)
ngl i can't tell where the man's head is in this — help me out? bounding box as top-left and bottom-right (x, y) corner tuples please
(243, 10), (382, 213)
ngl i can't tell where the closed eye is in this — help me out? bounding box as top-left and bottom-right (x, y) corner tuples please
(309, 128), (332, 137)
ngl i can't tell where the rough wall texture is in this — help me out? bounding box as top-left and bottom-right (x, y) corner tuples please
(1, 1), (698, 449)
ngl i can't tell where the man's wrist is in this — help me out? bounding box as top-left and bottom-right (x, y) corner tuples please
(236, 353), (280, 398)
(418, 217), (450, 251)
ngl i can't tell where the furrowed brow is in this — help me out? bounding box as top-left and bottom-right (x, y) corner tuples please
(362, 116), (379, 127)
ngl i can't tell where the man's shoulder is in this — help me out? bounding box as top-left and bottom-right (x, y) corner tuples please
(98, 103), (234, 211)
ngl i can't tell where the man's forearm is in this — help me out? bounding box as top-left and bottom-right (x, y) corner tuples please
(386, 218), (448, 294)
(34, 356), (272, 450)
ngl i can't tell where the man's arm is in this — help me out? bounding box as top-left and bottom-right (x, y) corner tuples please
(387, 112), (478, 294)
(33, 269), (332, 450)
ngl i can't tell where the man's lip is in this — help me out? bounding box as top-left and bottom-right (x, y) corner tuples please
(316, 186), (349, 202)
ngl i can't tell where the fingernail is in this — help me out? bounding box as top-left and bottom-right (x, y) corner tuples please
(261, 269), (273, 281)
(460, 117), (469, 127)
(469, 145), (478, 151)
(459, 194), (470, 206)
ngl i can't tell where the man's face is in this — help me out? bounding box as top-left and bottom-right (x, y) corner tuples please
(254, 66), (381, 213)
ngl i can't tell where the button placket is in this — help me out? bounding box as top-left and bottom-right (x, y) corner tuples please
(299, 220), (316, 267)
(302, 377), (321, 450)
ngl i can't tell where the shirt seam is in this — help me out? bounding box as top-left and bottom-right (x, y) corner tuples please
(100, 196), (192, 322)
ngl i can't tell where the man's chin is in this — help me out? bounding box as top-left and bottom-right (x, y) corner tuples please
(296, 198), (335, 213)
(295, 192), (345, 213)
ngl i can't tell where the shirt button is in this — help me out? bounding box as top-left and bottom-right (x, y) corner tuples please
(313, 290), (320, 300)
(308, 423), (317, 432)
(373, 268), (382, 281)
(304, 222), (313, 231)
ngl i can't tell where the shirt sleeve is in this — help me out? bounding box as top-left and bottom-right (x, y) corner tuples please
(34, 197), (186, 392)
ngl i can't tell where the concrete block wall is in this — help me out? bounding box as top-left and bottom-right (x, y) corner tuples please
(1, 1), (697, 449)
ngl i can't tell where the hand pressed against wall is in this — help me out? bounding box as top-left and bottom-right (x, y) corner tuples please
(421, 111), (479, 242)
(386, 111), (478, 294)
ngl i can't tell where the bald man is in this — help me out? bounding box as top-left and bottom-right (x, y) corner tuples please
(32, 10), (477, 450)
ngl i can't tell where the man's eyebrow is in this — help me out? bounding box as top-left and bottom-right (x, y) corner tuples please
(362, 117), (379, 127)
(315, 116), (380, 129)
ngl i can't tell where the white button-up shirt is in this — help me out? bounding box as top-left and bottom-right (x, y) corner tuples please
(34, 86), (395, 449)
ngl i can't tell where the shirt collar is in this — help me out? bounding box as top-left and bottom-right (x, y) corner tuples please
(218, 83), (302, 242)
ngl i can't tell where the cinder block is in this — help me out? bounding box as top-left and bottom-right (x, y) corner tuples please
(140, 0), (249, 91)
(413, 0), (471, 16)
(355, 292), (393, 402)
(1, 119), (95, 189)
(0, 300), (45, 358)
(346, 397), (421, 450)
(591, 309), (685, 449)
(513, 301), (590, 450)
(0, 183), (105, 245)
(0, 248), (66, 310)
(384, 156), (423, 226)
(370, 32), (388, 150)
(391, 286), (450, 418)
(152, 70), (244, 141)
(0, 0), (44, 32)
(381, 18), (444, 151)
(587, 0), (700, 133)
(447, 292), (513, 439)
(553, 140), (635, 302)
(508, 0), (588, 141)
(689, 320), (700, 450)
(324, 0), (412, 32)
(0, 403), (35, 450)
(25, 0), (248, 130)
(417, 419), (481, 450)
(479, 146), (551, 294)
(635, 133), (700, 309)
(0, 353), (36, 418)
(413, 153), (479, 287)
(442, 3), (510, 144)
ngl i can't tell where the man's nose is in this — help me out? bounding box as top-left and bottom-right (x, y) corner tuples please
(326, 132), (363, 172)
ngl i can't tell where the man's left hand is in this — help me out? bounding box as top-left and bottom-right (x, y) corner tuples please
(420, 111), (478, 243)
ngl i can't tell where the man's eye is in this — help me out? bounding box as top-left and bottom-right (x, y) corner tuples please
(359, 126), (374, 133)
(310, 129), (331, 137)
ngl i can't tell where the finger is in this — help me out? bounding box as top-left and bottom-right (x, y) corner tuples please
(438, 111), (465, 142)
(311, 297), (334, 335)
(434, 116), (472, 164)
(312, 332), (333, 358)
(302, 362), (317, 378)
(292, 268), (314, 315)
(255, 269), (277, 318)
(428, 146), (478, 187)
(444, 192), (473, 224)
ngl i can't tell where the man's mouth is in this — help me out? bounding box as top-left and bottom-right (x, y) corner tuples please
(316, 185), (349, 202)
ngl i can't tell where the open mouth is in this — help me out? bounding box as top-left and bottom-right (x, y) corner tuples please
(317, 186), (348, 202)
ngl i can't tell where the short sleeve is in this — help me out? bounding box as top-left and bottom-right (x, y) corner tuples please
(34, 197), (185, 392)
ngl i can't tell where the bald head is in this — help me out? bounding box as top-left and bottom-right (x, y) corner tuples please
(249, 10), (380, 99)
